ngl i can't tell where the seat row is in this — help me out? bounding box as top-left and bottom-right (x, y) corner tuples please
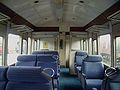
(13, 51), (59, 90)
(0, 66), (54, 90)
(74, 51), (120, 90)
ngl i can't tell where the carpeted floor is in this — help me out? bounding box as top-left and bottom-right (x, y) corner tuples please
(59, 68), (83, 90)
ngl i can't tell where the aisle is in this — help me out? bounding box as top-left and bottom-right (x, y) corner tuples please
(59, 68), (83, 90)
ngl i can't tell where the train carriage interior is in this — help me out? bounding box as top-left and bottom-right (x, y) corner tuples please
(0, 0), (120, 90)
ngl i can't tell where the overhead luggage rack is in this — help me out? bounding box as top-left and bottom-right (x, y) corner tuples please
(10, 24), (33, 33)
(0, 12), (10, 22)
(107, 10), (120, 22)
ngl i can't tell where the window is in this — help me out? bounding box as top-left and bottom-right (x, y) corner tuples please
(93, 40), (97, 55)
(80, 39), (83, 50)
(89, 38), (92, 54)
(0, 37), (3, 66)
(34, 40), (37, 50)
(22, 39), (27, 54)
(83, 39), (88, 52)
(115, 37), (120, 67)
(28, 37), (31, 54)
(99, 34), (111, 66)
(7, 34), (20, 65)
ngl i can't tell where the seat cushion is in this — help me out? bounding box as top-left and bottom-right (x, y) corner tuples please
(86, 79), (103, 90)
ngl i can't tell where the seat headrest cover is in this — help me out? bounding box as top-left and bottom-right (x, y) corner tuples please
(32, 51), (44, 54)
(44, 51), (58, 55)
(37, 55), (57, 62)
(0, 66), (8, 81)
(7, 66), (49, 83)
(75, 51), (88, 56)
(17, 55), (36, 62)
(84, 55), (103, 62)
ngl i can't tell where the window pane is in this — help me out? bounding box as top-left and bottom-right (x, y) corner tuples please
(22, 39), (27, 54)
(99, 34), (111, 66)
(116, 37), (120, 67)
(0, 37), (3, 66)
(28, 38), (31, 54)
(7, 34), (20, 65)
(93, 40), (97, 55)
(89, 38), (92, 54)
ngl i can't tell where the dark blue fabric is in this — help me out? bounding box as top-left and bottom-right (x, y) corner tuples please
(75, 51), (88, 56)
(86, 79), (102, 90)
(44, 51), (58, 55)
(37, 55), (57, 62)
(32, 51), (44, 54)
(81, 55), (105, 90)
(16, 55), (37, 66)
(6, 82), (51, 90)
(0, 66), (8, 90)
(6, 66), (52, 90)
(74, 51), (88, 73)
(102, 68), (120, 90)
(7, 66), (49, 83)
(83, 55), (103, 62)
(37, 61), (58, 78)
(82, 62), (104, 79)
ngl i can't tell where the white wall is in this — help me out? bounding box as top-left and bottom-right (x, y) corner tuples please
(69, 37), (80, 74)
(71, 37), (80, 50)
(40, 38), (55, 50)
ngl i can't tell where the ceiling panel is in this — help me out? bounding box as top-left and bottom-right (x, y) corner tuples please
(0, 0), (119, 27)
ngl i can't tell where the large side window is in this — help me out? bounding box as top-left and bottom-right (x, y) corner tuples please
(22, 39), (27, 54)
(93, 40), (97, 55)
(115, 37), (120, 67)
(7, 34), (20, 65)
(99, 34), (111, 66)
(28, 37), (31, 54)
(0, 37), (3, 66)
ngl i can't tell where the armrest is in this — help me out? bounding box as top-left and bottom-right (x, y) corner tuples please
(42, 68), (55, 79)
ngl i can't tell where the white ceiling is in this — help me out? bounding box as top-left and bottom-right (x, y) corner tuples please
(0, 0), (118, 27)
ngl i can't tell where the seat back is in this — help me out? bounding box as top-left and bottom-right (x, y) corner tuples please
(32, 51), (59, 64)
(0, 66), (8, 90)
(32, 51), (44, 54)
(6, 66), (52, 90)
(37, 54), (58, 78)
(82, 55), (104, 79)
(75, 51), (88, 66)
(15, 55), (37, 66)
(101, 67), (120, 90)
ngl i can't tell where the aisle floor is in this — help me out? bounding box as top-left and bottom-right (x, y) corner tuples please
(59, 68), (83, 90)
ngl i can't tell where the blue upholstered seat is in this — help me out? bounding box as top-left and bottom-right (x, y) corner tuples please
(81, 55), (105, 90)
(6, 66), (52, 90)
(37, 54), (59, 89)
(0, 66), (8, 90)
(74, 51), (88, 73)
(101, 67), (120, 90)
(32, 51), (45, 54)
(15, 55), (37, 66)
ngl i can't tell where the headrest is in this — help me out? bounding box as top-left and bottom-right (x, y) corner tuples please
(7, 66), (49, 83)
(32, 51), (44, 54)
(75, 51), (88, 56)
(37, 55), (57, 62)
(84, 55), (103, 62)
(0, 66), (8, 81)
(17, 55), (37, 62)
(44, 51), (59, 55)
